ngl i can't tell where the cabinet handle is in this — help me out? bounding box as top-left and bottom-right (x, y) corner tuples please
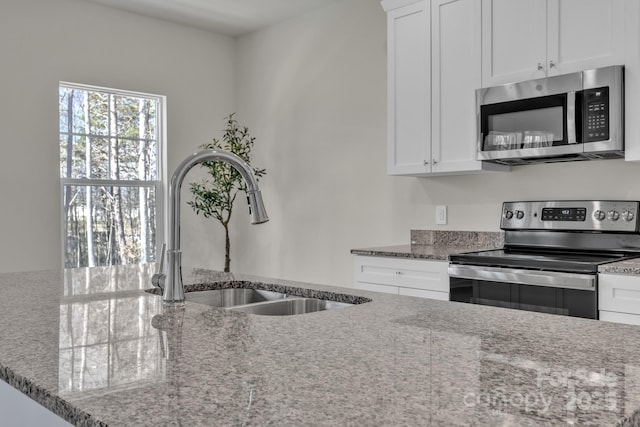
(423, 160), (429, 166)
(432, 159), (438, 165)
(537, 62), (544, 71)
(549, 60), (556, 68)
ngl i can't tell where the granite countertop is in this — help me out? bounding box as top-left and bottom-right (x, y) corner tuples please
(352, 230), (640, 278)
(2, 264), (640, 426)
(351, 230), (504, 260)
(599, 258), (640, 275)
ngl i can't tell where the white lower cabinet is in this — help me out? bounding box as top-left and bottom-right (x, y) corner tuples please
(599, 273), (640, 326)
(354, 255), (449, 301)
(355, 281), (399, 295)
(398, 286), (449, 301)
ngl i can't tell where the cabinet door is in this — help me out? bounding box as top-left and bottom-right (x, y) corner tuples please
(399, 286), (449, 300)
(600, 310), (640, 326)
(599, 273), (640, 316)
(623, 0), (640, 162)
(481, 0), (547, 86)
(431, 0), (485, 173)
(386, 1), (431, 175)
(355, 281), (399, 295)
(546, 0), (624, 76)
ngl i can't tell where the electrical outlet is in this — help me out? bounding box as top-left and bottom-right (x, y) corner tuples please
(436, 205), (448, 225)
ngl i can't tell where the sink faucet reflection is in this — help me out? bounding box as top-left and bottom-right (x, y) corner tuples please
(152, 150), (268, 304)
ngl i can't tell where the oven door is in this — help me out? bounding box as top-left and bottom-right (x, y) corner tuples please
(448, 265), (597, 319)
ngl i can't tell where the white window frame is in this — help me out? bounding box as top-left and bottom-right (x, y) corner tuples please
(59, 81), (167, 269)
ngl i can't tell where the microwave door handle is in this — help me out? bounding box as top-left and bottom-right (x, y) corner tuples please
(567, 91), (577, 144)
(476, 110), (483, 154)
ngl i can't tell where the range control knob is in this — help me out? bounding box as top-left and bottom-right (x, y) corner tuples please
(594, 210), (606, 221)
(608, 210), (620, 221)
(504, 210), (514, 220)
(515, 210), (525, 220)
(622, 210), (635, 222)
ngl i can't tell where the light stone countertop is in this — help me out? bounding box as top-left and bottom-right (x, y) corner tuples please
(350, 243), (459, 260)
(350, 230), (504, 260)
(351, 230), (640, 278)
(599, 258), (640, 275)
(1, 264), (640, 426)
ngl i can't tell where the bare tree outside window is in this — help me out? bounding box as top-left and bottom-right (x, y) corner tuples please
(59, 83), (163, 268)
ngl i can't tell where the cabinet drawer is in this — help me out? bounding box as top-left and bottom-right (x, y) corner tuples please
(398, 287), (449, 301)
(599, 273), (640, 315)
(354, 255), (449, 292)
(599, 310), (640, 327)
(355, 281), (399, 295)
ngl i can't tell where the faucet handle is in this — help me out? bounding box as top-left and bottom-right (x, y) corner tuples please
(157, 242), (166, 273)
(151, 243), (167, 290)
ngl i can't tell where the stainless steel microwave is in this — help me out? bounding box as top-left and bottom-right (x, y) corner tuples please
(476, 65), (624, 165)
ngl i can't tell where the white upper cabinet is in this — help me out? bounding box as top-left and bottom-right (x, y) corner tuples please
(383, 0), (506, 176)
(482, 0), (625, 86)
(384, 0), (431, 175)
(481, 0), (546, 85)
(547, 0), (624, 76)
(431, 0), (502, 174)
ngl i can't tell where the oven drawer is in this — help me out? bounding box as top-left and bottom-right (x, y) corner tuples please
(599, 273), (640, 316)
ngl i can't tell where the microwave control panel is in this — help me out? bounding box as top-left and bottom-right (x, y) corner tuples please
(582, 87), (610, 142)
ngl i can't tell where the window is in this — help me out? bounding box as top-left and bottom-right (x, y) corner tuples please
(59, 83), (164, 268)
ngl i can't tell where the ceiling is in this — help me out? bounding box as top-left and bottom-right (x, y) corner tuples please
(82, 0), (343, 37)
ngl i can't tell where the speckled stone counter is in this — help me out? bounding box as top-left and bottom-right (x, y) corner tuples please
(350, 230), (504, 260)
(2, 264), (640, 426)
(599, 258), (640, 275)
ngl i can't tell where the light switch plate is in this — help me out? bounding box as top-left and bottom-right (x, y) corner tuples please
(436, 205), (448, 225)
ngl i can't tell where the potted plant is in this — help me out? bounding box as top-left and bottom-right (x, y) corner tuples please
(188, 114), (266, 272)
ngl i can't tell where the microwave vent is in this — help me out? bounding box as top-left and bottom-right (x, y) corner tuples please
(486, 151), (624, 166)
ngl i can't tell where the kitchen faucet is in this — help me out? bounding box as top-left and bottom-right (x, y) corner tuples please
(152, 149), (268, 304)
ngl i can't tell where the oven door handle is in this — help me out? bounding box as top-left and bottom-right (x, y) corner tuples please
(448, 264), (596, 291)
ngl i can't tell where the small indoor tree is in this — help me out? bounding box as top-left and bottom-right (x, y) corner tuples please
(188, 114), (266, 272)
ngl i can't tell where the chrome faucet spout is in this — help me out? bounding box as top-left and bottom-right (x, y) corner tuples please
(156, 149), (268, 305)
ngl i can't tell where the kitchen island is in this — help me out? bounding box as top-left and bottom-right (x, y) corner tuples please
(1, 264), (639, 426)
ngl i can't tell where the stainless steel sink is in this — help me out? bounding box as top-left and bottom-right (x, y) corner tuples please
(184, 286), (358, 316)
(185, 288), (288, 307)
(228, 298), (352, 316)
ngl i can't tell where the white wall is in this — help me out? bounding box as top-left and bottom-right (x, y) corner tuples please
(223, 0), (425, 286)
(5, 0), (640, 286)
(218, 0), (640, 288)
(0, 0), (235, 273)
